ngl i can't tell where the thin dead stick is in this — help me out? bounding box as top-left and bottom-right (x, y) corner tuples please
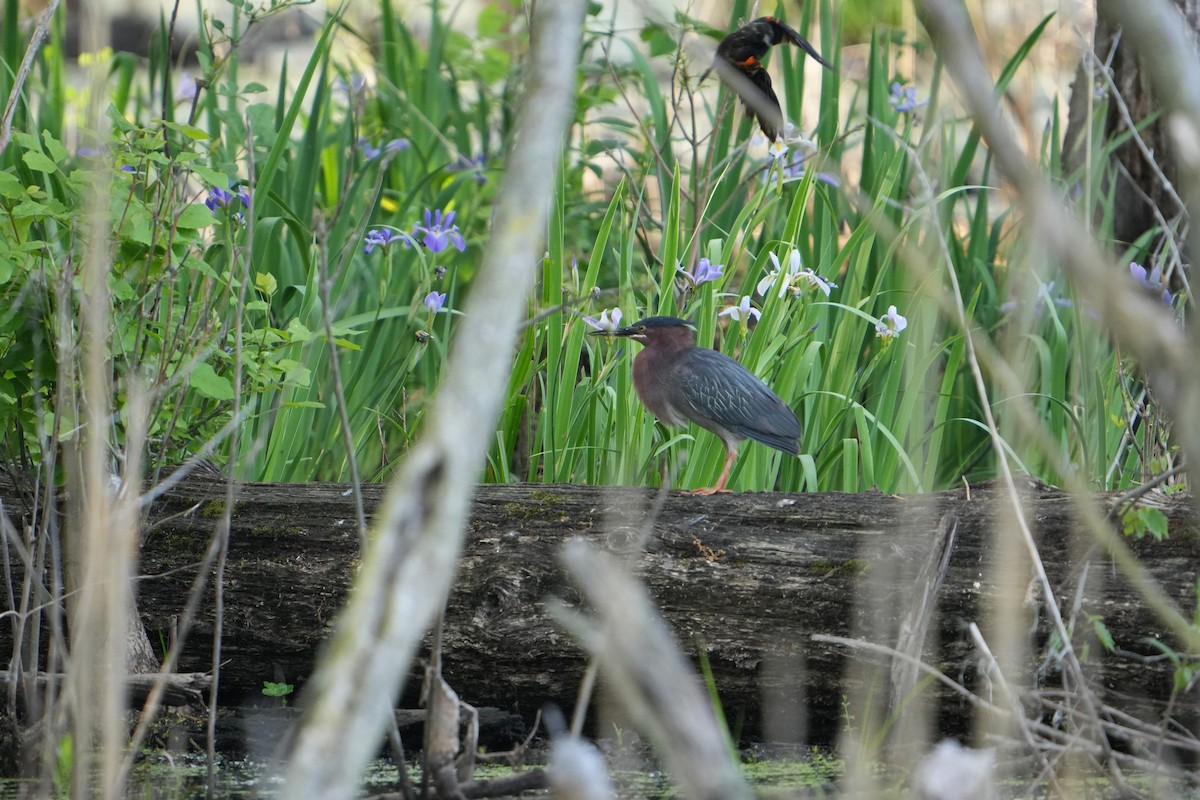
(812, 634), (1163, 773)
(1081, 46), (1186, 220)
(568, 660), (599, 740)
(1095, 0), (1200, 228)
(315, 224), (368, 546)
(204, 109), (255, 796)
(890, 512), (958, 711)
(968, 623), (1067, 793)
(1035, 693), (1200, 755)
(813, 633), (1001, 714)
(1105, 462), (1187, 518)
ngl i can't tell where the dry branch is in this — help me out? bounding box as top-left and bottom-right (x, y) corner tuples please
(0, 671), (210, 708)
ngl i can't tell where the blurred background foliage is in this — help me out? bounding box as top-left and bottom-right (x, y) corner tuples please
(0, 0), (1181, 497)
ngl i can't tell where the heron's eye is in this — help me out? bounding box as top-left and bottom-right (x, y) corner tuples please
(639, 325), (646, 333)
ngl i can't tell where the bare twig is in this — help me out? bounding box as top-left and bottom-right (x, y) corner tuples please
(205, 106), (257, 798)
(1105, 462), (1188, 519)
(316, 222), (369, 545)
(813, 633), (1002, 713)
(969, 623), (1069, 795)
(890, 512), (958, 711)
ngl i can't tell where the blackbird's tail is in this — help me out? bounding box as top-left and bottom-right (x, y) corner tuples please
(745, 70), (784, 142)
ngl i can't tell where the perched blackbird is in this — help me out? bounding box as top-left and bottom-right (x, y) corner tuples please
(703, 16), (831, 141)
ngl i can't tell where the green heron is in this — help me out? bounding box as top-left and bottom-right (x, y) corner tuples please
(592, 316), (802, 495)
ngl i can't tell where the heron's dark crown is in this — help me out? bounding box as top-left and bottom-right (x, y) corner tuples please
(629, 316), (693, 330)
(613, 316), (697, 348)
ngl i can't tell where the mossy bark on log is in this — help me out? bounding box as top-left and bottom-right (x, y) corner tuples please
(1, 477), (1196, 745)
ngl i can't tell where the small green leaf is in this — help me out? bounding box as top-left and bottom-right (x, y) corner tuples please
(189, 362), (234, 401)
(243, 82), (268, 93)
(246, 104), (276, 142)
(1089, 616), (1115, 653)
(285, 319), (315, 342)
(108, 276), (135, 301)
(255, 271), (278, 297)
(22, 151), (58, 173)
(160, 120), (211, 141)
(262, 680), (294, 698)
(12, 199), (50, 219)
(1142, 507), (1169, 540)
(42, 131), (69, 162)
(190, 165), (230, 187)
(477, 4), (508, 37)
(0, 171), (23, 198)
(280, 361), (311, 387)
(478, 46), (510, 84)
(12, 132), (38, 150)
(176, 204), (215, 229)
(639, 23), (676, 57)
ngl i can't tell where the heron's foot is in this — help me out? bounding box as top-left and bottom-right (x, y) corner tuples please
(683, 486), (731, 496)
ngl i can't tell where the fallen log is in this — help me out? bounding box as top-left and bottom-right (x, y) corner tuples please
(1, 476), (1196, 747)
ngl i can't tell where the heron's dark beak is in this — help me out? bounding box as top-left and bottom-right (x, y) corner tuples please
(588, 325), (637, 337)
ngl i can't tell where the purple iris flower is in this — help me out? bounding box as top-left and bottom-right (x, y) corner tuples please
(762, 148), (841, 188)
(206, 184), (250, 213)
(335, 74), (367, 98)
(1129, 262), (1173, 305)
(424, 291), (447, 313)
(412, 208), (466, 253)
(175, 73), (198, 103)
(677, 257), (724, 287)
(364, 227), (401, 255)
(889, 82), (928, 114)
(359, 137), (410, 159)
